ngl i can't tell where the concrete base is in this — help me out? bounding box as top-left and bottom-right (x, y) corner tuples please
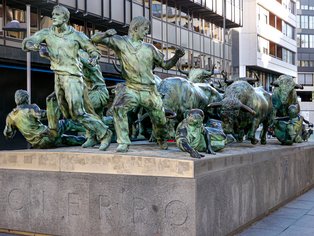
(0, 140), (314, 236)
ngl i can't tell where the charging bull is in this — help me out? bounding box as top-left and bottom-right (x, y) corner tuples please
(271, 75), (303, 117)
(159, 77), (223, 122)
(208, 81), (272, 144)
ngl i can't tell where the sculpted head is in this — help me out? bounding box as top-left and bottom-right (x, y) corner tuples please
(288, 104), (298, 119)
(52, 5), (70, 26)
(187, 109), (204, 127)
(15, 90), (29, 105)
(129, 16), (150, 40)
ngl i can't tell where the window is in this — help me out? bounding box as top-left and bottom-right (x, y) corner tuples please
(297, 15), (301, 28)
(167, 5), (176, 24)
(298, 73), (313, 86)
(152, 0), (162, 19)
(258, 5), (268, 24)
(301, 34), (309, 47)
(269, 41), (276, 57)
(258, 36), (269, 54)
(301, 0), (309, 10)
(301, 15), (308, 29)
(283, 21), (295, 39)
(310, 35), (314, 48)
(309, 16), (314, 29)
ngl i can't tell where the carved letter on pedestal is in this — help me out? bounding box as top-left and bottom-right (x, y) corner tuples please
(99, 195), (111, 220)
(165, 200), (188, 226)
(68, 193), (80, 216)
(8, 188), (27, 211)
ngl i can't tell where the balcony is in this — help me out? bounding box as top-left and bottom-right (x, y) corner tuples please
(161, 0), (242, 28)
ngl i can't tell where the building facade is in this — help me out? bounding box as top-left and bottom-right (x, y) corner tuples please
(296, 0), (314, 122)
(0, 0), (243, 149)
(239, 0), (297, 92)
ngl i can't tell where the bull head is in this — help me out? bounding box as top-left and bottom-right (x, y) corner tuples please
(207, 102), (223, 108)
(208, 101), (256, 115)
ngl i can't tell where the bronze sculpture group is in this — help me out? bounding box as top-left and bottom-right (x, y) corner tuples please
(3, 5), (313, 158)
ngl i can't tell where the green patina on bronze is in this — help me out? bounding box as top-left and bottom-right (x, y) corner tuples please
(176, 109), (217, 158)
(22, 5), (111, 150)
(92, 16), (185, 152)
(78, 49), (109, 117)
(274, 105), (304, 145)
(3, 90), (85, 148)
(272, 75), (303, 118)
(208, 81), (273, 145)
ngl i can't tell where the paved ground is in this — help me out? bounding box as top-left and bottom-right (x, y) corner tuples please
(239, 188), (314, 236)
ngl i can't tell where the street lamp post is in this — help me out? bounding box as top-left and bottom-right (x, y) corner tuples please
(3, 5), (31, 103)
(26, 4), (31, 103)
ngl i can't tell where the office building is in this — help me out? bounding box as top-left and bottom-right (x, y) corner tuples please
(239, 0), (297, 91)
(296, 0), (314, 122)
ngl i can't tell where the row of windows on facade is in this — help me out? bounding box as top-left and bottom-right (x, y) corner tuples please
(298, 60), (314, 67)
(0, 4), (231, 73)
(0, 2), (232, 45)
(297, 34), (314, 48)
(298, 73), (314, 86)
(278, 0), (296, 14)
(297, 15), (314, 30)
(258, 36), (296, 65)
(297, 0), (314, 10)
(258, 4), (295, 40)
(152, 0), (242, 35)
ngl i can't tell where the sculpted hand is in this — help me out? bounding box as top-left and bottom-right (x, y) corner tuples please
(88, 52), (100, 66)
(88, 57), (98, 66)
(190, 149), (205, 159)
(24, 41), (40, 51)
(91, 29), (116, 43)
(174, 47), (185, 58)
(104, 29), (117, 37)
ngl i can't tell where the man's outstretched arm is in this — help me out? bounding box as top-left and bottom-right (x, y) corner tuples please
(159, 47), (185, 70)
(22, 29), (48, 52)
(3, 115), (16, 139)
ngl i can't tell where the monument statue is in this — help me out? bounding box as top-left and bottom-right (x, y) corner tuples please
(21, 5), (112, 150)
(208, 81), (273, 145)
(3, 90), (85, 148)
(78, 49), (110, 117)
(176, 109), (217, 158)
(91, 16), (185, 152)
(274, 104), (312, 145)
(271, 75), (303, 118)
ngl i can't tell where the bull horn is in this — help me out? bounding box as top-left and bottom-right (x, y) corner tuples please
(209, 64), (215, 73)
(240, 103), (256, 116)
(224, 78), (234, 85)
(295, 84), (304, 89)
(178, 66), (190, 76)
(113, 60), (122, 74)
(165, 109), (177, 119)
(208, 102), (223, 108)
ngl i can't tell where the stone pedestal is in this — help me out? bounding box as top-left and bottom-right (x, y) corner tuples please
(0, 141), (314, 236)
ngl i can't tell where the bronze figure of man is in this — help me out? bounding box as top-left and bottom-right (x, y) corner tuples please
(92, 16), (185, 152)
(4, 90), (85, 148)
(22, 5), (112, 150)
